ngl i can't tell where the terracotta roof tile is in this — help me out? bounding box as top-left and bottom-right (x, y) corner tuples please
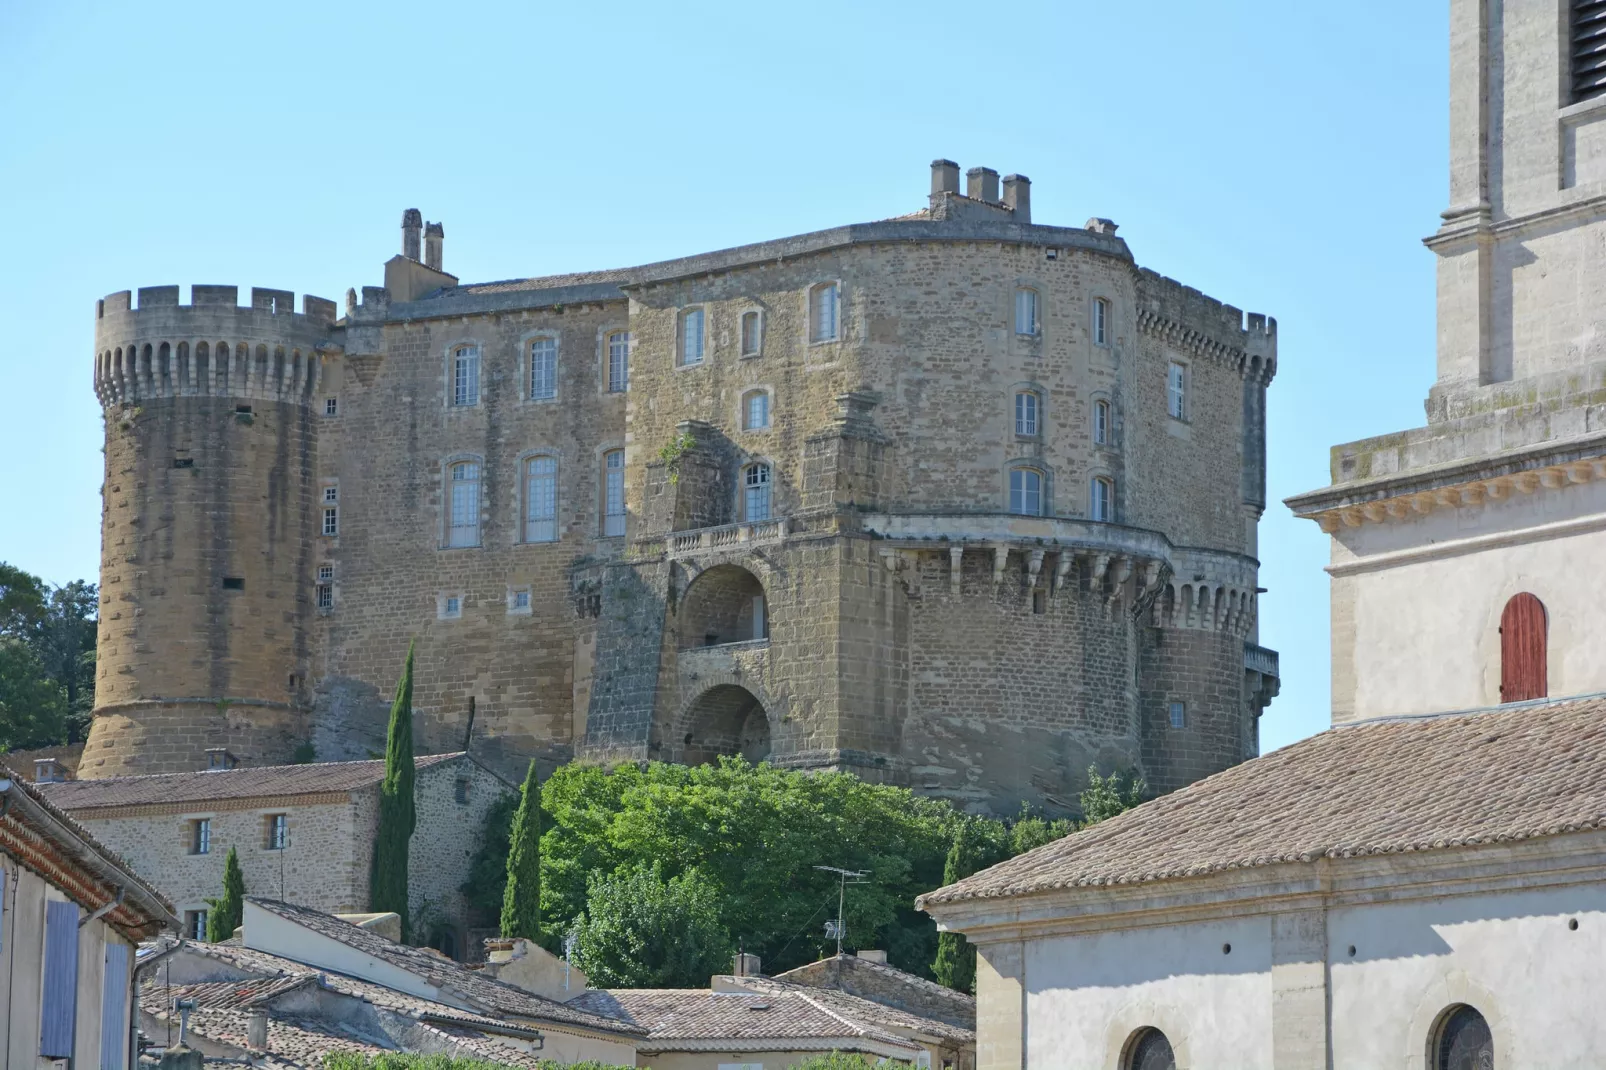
(919, 695), (1606, 907)
(568, 988), (916, 1051)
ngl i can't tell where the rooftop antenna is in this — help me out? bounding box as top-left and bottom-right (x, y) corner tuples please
(813, 865), (869, 957)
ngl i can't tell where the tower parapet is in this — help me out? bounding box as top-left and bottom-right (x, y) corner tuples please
(82, 285), (340, 780)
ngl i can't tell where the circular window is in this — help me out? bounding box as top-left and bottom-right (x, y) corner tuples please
(1124, 1027), (1176, 1070)
(1435, 1004), (1493, 1070)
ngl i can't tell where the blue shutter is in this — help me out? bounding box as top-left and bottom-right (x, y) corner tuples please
(40, 899), (81, 1058)
(101, 942), (130, 1070)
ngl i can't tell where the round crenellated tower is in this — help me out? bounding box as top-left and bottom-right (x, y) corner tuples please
(82, 284), (340, 779)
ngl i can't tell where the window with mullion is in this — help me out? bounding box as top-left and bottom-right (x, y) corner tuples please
(525, 456), (558, 542)
(1009, 468), (1043, 516)
(743, 463), (772, 521)
(681, 309), (705, 366)
(1015, 391), (1039, 437)
(608, 332), (630, 392)
(603, 450), (626, 536)
(448, 462), (482, 547)
(530, 337), (557, 400)
(452, 347), (480, 406)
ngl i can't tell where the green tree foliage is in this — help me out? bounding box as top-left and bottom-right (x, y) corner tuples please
(323, 1054), (633, 1070)
(500, 761), (542, 940)
(205, 847), (246, 942)
(461, 791), (517, 925)
(0, 564), (98, 752)
(570, 861), (733, 987)
(1078, 765), (1147, 825)
(370, 641), (417, 939)
(931, 819), (1004, 993)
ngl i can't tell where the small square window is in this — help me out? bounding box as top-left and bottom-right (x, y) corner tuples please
(324, 397), (338, 416)
(509, 586), (532, 614)
(440, 595), (463, 619)
(1168, 701), (1186, 729)
(324, 486), (338, 503)
(317, 565), (334, 583)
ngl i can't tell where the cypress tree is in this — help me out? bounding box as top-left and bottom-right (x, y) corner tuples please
(500, 759), (542, 940)
(370, 640), (417, 939)
(932, 822), (983, 992)
(205, 846), (245, 942)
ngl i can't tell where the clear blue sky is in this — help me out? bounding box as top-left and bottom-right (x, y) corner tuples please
(0, 1), (1445, 753)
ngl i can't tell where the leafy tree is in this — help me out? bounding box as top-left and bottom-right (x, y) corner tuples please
(500, 760), (542, 940)
(1078, 765), (1147, 825)
(205, 847), (246, 942)
(370, 641), (416, 939)
(460, 791), (516, 925)
(0, 564), (97, 752)
(0, 641), (68, 752)
(570, 861), (733, 987)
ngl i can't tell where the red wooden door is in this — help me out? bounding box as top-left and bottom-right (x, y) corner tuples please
(1500, 593), (1548, 702)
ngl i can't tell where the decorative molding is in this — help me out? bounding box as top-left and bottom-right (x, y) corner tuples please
(1306, 455), (1606, 533)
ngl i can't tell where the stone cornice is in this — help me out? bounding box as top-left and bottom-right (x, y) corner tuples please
(1135, 308), (1271, 380)
(1425, 189), (1606, 252)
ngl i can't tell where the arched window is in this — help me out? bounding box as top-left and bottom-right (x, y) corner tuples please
(446, 461), (481, 547)
(1015, 391), (1040, 437)
(1123, 1028), (1175, 1070)
(1090, 476), (1114, 522)
(740, 310), (763, 356)
(1433, 1004), (1493, 1070)
(679, 308), (705, 366)
(1015, 287), (1039, 336)
(1093, 297), (1110, 346)
(1009, 468), (1043, 516)
(743, 389), (771, 431)
(809, 282), (839, 343)
(524, 455), (558, 543)
(1093, 398), (1111, 445)
(1500, 592), (1547, 702)
(529, 336), (557, 400)
(743, 463), (772, 522)
(451, 345), (480, 406)
(602, 450), (626, 537)
(607, 331), (630, 392)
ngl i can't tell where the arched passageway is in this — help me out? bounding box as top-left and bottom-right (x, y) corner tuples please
(679, 564), (767, 649)
(681, 684), (771, 765)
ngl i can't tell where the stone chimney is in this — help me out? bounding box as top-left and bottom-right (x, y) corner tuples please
(1003, 174), (1031, 224)
(401, 208), (423, 261)
(733, 952), (762, 977)
(966, 167), (1000, 204)
(424, 222), (445, 271)
(930, 159), (960, 196)
(32, 758), (65, 784)
(247, 1011), (268, 1051)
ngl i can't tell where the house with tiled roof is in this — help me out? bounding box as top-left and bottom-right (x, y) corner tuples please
(0, 766), (178, 1070)
(139, 897), (642, 1068)
(38, 753), (513, 956)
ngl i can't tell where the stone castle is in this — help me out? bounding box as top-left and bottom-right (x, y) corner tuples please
(84, 161), (1279, 814)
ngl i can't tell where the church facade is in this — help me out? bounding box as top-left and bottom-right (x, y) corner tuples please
(83, 163), (1279, 816)
(923, 1), (1606, 1066)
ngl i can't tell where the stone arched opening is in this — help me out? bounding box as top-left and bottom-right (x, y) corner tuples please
(680, 684), (771, 766)
(679, 564), (767, 649)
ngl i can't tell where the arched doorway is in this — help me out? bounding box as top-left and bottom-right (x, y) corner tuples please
(679, 564), (767, 649)
(681, 684), (771, 765)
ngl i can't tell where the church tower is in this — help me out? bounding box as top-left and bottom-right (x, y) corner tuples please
(1289, 0), (1606, 720)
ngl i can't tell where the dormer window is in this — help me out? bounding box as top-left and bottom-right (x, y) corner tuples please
(32, 758), (66, 784)
(205, 748), (237, 771)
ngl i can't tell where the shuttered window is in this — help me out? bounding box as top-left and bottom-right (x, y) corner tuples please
(1500, 592), (1548, 702)
(41, 899), (81, 1058)
(101, 942), (131, 1070)
(1575, 1), (1606, 103)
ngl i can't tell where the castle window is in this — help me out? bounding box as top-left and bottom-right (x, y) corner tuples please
(223, 577), (245, 591)
(607, 331), (630, 392)
(743, 389), (771, 431)
(316, 565), (333, 610)
(529, 337), (557, 400)
(1168, 701), (1186, 729)
(603, 450), (626, 537)
(1167, 361), (1189, 420)
(1093, 399), (1111, 445)
(1433, 1005), (1493, 1070)
(1093, 298), (1110, 346)
(1574, 1), (1606, 103)
(524, 455), (558, 543)
(741, 311), (763, 357)
(1015, 391), (1040, 437)
(190, 819), (211, 855)
(508, 586), (532, 614)
(809, 282), (839, 343)
(1015, 288), (1039, 336)
(324, 397), (338, 417)
(1500, 592), (1547, 702)
(439, 594), (463, 619)
(322, 485), (338, 537)
(184, 910), (209, 941)
(743, 463), (772, 522)
(451, 346), (480, 406)
(1009, 468), (1043, 516)
(1122, 1027), (1175, 1070)
(1090, 476), (1114, 522)
(447, 461), (481, 547)
(265, 814), (288, 850)
(679, 308), (705, 366)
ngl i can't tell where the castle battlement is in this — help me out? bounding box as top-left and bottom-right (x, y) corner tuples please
(93, 285), (339, 407)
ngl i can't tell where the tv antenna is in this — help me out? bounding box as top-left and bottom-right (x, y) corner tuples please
(813, 865), (869, 957)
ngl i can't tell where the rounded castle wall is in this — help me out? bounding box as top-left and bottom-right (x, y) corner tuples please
(83, 286), (334, 779)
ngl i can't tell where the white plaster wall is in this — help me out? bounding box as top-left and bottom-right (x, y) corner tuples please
(1328, 884), (1606, 1068)
(1022, 916), (1272, 1069)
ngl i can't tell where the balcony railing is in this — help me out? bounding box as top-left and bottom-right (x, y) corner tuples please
(1244, 643), (1279, 678)
(668, 517), (790, 555)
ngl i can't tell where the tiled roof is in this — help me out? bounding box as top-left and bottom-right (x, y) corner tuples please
(4, 742), (85, 780)
(774, 953), (976, 1030)
(247, 898), (645, 1036)
(730, 976), (973, 1043)
(38, 753), (464, 812)
(920, 695), (1606, 906)
(444, 268), (636, 297)
(567, 987), (917, 1053)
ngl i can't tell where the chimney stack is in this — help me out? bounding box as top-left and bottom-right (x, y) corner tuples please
(32, 758), (65, 784)
(401, 208), (423, 261)
(733, 952), (762, 977)
(424, 222), (444, 271)
(966, 167), (1000, 204)
(930, 159), (960, 196)
(1002, 174), (1031, 224)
